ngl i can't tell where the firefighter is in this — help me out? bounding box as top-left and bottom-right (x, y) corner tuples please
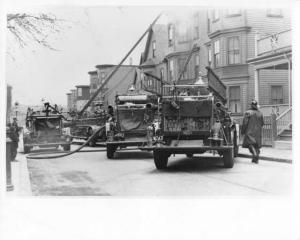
(241, 100), (264, 164)
(9, 118), (20, 161)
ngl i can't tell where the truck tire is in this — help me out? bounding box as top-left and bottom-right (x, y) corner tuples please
(154, 150), (169, 170)
(233, 130), (239, 157)
(223, 148), (234, 168)
(107, 144), (116, 159)
(63, 144), (71, 151)
(186, 153), (193, 158)
(24, 146), (30, 154)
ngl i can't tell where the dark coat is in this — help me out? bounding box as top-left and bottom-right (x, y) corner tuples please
(241, 107), (264, 148)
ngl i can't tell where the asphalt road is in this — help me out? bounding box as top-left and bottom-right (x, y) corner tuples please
(26, 144), (293, 196)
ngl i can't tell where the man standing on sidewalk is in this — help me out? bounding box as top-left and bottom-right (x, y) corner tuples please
(241, 100), (264, 164)
(10, 118), (20, 161)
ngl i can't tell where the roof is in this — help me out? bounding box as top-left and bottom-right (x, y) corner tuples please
(139, 58), (156, 68)
(95, 64), (139, 69)
(75, 85), (90, 88)
(88, 71), (97, 75)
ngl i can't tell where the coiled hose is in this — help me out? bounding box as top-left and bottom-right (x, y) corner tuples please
(26, 126), (106, 159)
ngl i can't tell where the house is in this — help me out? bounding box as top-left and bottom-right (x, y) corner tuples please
(66, 93), (72, 112)
(75, 85), (90, 111)
(88, 70), (102, 111)
(139, 9), (291, 117)
(94, 64), (139, 107)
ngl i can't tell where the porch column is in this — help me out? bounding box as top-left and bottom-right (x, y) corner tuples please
(288, 59), (291, 107)
(254, 68), (259, 102)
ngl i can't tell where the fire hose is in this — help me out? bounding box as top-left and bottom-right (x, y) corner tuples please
(26, 126), (106, 159)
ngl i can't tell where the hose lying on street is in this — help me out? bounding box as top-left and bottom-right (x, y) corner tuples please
(26, 126), (105, 159)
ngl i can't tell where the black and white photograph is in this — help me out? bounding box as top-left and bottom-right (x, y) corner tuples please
(1, 1), (299, 239)
(4, 6), (293, 196)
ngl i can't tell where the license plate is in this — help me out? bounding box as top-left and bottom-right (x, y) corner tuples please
(170, 140), (203, 147)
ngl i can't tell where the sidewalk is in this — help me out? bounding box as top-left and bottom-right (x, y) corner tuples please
(6, 133), (32, 196)
(238, 146), (292, 164)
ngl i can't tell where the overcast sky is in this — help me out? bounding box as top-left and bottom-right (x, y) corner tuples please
(5, 6), (175, 107)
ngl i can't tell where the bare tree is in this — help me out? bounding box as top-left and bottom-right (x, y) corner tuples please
(7, 13), (65, 51)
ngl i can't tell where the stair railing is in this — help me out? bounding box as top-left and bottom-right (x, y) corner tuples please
(276, 107), (292, 136)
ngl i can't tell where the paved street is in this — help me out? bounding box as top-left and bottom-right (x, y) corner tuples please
(22, 144), (293, 196)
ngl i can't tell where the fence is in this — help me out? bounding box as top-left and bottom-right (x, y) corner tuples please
(234, 114), (276, 147)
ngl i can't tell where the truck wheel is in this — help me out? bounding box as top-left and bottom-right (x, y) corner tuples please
(233, 130), (239, 157)
(154, 150), (169, 170)
(223, 148), (234, 168)
(24, 146), (30, 154)
(234, 144), (239, 158)
(186, 153), (193, 158)
(63, 144), (71, 151)
(107, 144), (116, 159)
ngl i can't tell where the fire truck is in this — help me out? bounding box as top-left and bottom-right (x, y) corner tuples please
(144, 67), (239, 170)
(105, 93), (158, 159)
(69, 109), (107, 147)
(23, 102), (72, 153)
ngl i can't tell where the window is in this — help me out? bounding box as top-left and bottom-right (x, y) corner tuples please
(160, 68), (164, 80)
(228, 36), (240, 64)
(168, 24), (174, 46)
(195, 54), (200, 78)
(267, 9), (282, 17)
(178, 58), (187, 80)
(226, 9), (241, 17)
(208, 47), (212, 66)
(271, 85), (283, 104)
(152, 40), (156, 58)
(77, 88), (82, 97)
(193, 14), (200, 39)
(169, 59), (175, 82)
(101, 72), (106, 80)
(214, 40), (220, 67)
(212, 9), (220, 21)
(207, 12), (211, 33)
(229, 86), (241, 113)
(178, 22), (188, 42)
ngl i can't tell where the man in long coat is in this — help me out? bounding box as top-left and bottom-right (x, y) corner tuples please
(241, 100), (264, 163)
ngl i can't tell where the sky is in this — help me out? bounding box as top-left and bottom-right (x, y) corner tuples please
(5, 6), (174, 107)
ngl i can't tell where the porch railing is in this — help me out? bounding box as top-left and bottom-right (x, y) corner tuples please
(276, 107), (292, 136)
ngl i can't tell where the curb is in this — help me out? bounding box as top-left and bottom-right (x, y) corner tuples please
(237, 153), (292, 164)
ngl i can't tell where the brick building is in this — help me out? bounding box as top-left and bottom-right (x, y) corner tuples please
(139, 9), (291, 116)
(88, 70), (102, 111)
(94, 64), (139, 107)
(67, 89), (77, 112)
(66, 93), (72, 112)
(75, 85), (90, 111)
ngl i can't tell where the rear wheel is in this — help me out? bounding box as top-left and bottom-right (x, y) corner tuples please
(107, 144), (116, 159)
(24, 146), (30, 154)
(154, 150), (169, 170)
(223, 148), (234, 168)
(186, 153), (193, 158)
(233, 130), (239, 157)
(63, 144), (71, 151)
